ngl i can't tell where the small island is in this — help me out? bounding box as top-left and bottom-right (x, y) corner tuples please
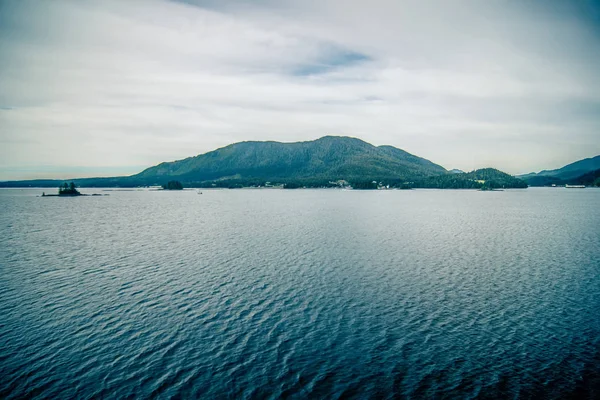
(59, 182), (81, 196)
(162, 180), (184, 190)
(41, 182), (82, 197)
(41, 182), (106, 197)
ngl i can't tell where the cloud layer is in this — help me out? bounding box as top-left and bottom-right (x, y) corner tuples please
(1, 0), (599, 179)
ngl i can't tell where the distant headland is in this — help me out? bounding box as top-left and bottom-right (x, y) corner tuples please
(3, 136), (597, 190)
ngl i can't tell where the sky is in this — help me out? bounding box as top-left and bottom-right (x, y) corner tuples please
(1, 0), (599, 180)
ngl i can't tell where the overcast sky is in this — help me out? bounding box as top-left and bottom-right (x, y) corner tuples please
(1, 0), (599, 179)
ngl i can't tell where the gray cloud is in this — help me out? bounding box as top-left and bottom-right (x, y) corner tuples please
(1, 0), (599, 179)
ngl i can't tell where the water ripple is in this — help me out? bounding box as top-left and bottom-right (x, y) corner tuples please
(0, 188), (599, 398)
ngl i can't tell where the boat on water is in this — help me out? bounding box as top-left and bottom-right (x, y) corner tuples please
(565, 185), (585, 189)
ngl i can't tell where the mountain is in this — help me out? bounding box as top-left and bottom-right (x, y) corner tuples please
(0, 136), (527, 189)
(131, 136), (447, 187)
(519, 155), (600, 186)
(416, 168), (528, 189)
(537, 155), (600, 179)
(449, 169), (465, 174)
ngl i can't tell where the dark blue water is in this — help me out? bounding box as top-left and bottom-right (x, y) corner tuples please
(1, 188), (599, 399)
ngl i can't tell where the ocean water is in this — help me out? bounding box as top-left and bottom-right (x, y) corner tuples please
(1, 187), (599, 399)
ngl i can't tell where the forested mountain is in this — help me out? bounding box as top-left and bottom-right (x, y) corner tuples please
(131, 136), (447, 186)
(0, 136), (528, 189)
(519, 155), (600, 186)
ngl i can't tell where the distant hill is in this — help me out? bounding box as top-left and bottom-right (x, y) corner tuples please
(0, 136), (528, 189)
(571, 169), (600, 187)
(520, 155), (600, 186)
(449, 169), (465, 174)
(415, 168), (527, 189)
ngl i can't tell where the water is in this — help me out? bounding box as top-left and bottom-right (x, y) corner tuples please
(1, 188), (599, 399)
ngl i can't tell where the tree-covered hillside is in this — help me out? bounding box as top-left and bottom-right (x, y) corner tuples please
(414, 168), (528, 189)
(131, 136), (447, 186)
(571, 169), (600, 187)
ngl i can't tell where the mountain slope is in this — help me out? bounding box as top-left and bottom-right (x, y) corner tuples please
(538, 155), (600, 179)
(132, 136), (448, 185)
(520, 155), (600, 185)
(571, 168), (600, 186)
